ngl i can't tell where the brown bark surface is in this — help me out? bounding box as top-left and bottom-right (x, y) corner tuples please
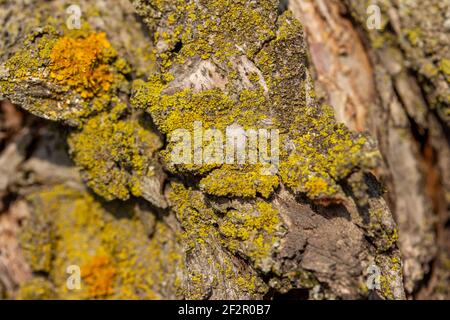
(289, 0), (450, 299)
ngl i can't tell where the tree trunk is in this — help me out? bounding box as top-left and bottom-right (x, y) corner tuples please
(0, 0), (447, 300)
(288, 0), (450, 299)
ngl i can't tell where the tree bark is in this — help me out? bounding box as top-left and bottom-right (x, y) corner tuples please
(289, 0), (450, 299)
(0, 0), (447, 300)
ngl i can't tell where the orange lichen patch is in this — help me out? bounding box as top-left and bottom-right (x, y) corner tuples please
(82, 255), (117, 298)
(49, 32), (115, 98)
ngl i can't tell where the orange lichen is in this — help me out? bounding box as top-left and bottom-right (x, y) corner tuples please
(82, 255), (117, 298)
(49, 32), (115, 98)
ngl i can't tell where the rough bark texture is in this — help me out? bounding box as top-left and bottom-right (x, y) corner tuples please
(289, 0), (450, 299)
(0, 0), (447, 300)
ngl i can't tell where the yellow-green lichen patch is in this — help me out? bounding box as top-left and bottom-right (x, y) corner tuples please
(19, 185), (183, 300)
(109, 220), (184, 299)
(131, 9), (380, 203)
(142, 0), (278, 69)
(133, 78), (272, 139)
(251, 14), (381, 201)
(440, 59), (450, 77)
(132, 76), (280, 199)
(279, 105), (379, 200)
(199, 166), (279, 199)
(167, 182), (268, 297)
(1, 27), (131, 124)
(218, 200), (282, 269)
(4, 26), (58, 79)
(367, 206), (399, 252)
(68, 103), (162, 201)
(16, 277), (56, 300)
(168, 182), (219, 250)
(375, 254), (403, 300)
(213, 257), (267, 297)
(405, 28), (422, 46)
(379, 275), (394, 300)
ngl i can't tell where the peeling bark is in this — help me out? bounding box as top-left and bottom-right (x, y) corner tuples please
(289, 0), (449, 298)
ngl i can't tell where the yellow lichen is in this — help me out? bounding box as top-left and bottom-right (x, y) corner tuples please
(279, 106), (375, 199)
(49, 32), (115, 98)
(219, 200), (281, 263)
(200, 166), (279, 199)
(82, 255), (117, 298)
(167, 182), (268, 297)
(132, 10), (379, 203)
(68, 103), (162, 201)
(168, 182), (218, 250)
(439, 59), (450, 76)
(16, 278), (56, 300)
(20, 185), (183, 300)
